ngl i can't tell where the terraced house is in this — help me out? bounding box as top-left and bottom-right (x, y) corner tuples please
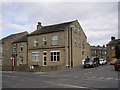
(28, 20), (89, 71)
(12, 32), (28, 70)
(2, 31), (28, 71)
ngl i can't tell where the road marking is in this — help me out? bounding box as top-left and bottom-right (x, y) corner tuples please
(44, 81), (87, 88)
(61, 83), (87, 88)
(84, 71), (92, 75)
(3, 75), (18, 78)
(106, 77), (114, 80)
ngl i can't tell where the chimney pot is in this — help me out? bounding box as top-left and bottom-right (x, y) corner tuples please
(111, 36), (115, 41)
(37, 22), (42, 30)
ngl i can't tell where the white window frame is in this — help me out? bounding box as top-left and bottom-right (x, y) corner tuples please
(13, 47), (16, 52)
(19, 56), (23, 64)
(32, 51), (39, 62)
(50, 50), (60, 62)
(34, 37), (38, 47)
(52, 35), (58, 45)
(43, 51), (47, 66)
(42, 36), (47, 46)
(20, 45), (23, 52)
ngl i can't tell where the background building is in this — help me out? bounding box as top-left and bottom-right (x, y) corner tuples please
(90, 45), (106, 59)
(106, 37), (120, 64)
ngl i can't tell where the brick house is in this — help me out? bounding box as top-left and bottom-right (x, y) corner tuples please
(28, 20), (88, 71)
(2, 31), (28, 70)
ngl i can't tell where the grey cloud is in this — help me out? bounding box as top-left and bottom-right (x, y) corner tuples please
(1, 2), (118, 45)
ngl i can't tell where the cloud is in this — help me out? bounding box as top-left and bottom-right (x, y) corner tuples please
(1, 2), (118, 46)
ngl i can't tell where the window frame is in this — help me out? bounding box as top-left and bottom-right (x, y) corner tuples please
(20, 45), (23, 52)
(52, 35), (58, 45)
(13, 46), (16, 53)
(50, 50), (60, 62)
(32, 51), (39, 62)
(43, 51), (47, 66)
(34, 37), (39, 47)
(42, 36), (47, 46)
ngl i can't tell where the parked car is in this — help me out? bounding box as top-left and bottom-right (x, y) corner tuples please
(99, 58), (104, 65)
(103, 59), (107, 65)
(114, 59), (120, 71)
(84, 57), (99, 68)
(99, 58), (107, 65)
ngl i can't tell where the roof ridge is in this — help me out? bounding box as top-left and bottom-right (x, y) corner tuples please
(42, 20), (77, 27)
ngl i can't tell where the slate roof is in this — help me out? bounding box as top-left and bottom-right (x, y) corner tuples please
(12, 33), (28, 43)
(107, 39), (120, 45)
(29, 20), (77, 36)
(90, 46), (106, 50)
(2, 31), (28, 43)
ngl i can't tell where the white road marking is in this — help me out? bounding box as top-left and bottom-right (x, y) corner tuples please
(44, 81), (87, 88)
(84, 71), (92, 75)
(60, 83), (87, 88)
(106, 77), (114, 80)
(3, 75), (18, 78)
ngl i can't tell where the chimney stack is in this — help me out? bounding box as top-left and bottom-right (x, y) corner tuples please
(111, 36), (115, 41)
(37, 22), (42, 30)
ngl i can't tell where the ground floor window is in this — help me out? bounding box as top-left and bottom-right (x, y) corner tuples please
(19, 56), (23, 64)
(50, 50), (60, 61)
(32, 51), (39, 62)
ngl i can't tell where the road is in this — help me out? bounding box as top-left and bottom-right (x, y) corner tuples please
(2, 64), (120, 89)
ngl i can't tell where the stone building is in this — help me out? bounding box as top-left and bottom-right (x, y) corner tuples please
(12, 33), (28, 70)
(106, 37), (120, 63)
(0, 40), (2, 70)
(86, 43), (91, 58)
(2, 31), (28, 70)
(27, 20), (88, 71)
(90, 45), (106, 59)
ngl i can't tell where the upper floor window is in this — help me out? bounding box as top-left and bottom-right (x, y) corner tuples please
(78, 27), (81, 35)
(34, 37), (38, 47)
(82, 51), (85, 55)
(13, 47), (16, 52)
(42, 36), (47, 46)
(82, 40), (85, 48)
(52, 35), (58, 45)
(20, 46), (23, 52)
(79, 38), (81, 48)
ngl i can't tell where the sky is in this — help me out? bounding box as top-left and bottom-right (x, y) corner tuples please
(0, 0), (119, 46)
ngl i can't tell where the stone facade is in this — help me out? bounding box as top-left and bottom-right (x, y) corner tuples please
(12, 33), (28, 71)
(28, 20), (88, 70)
(86, 43), (91, 58)
(2, 32), (28, 70)
(0, 40), (2, 70)
(106, 37), (120, 63)
(90, 45), (106, 59)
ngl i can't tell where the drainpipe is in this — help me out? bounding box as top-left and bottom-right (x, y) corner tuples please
(68, 28), (70, 68)
(70, 27), (73, 68)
